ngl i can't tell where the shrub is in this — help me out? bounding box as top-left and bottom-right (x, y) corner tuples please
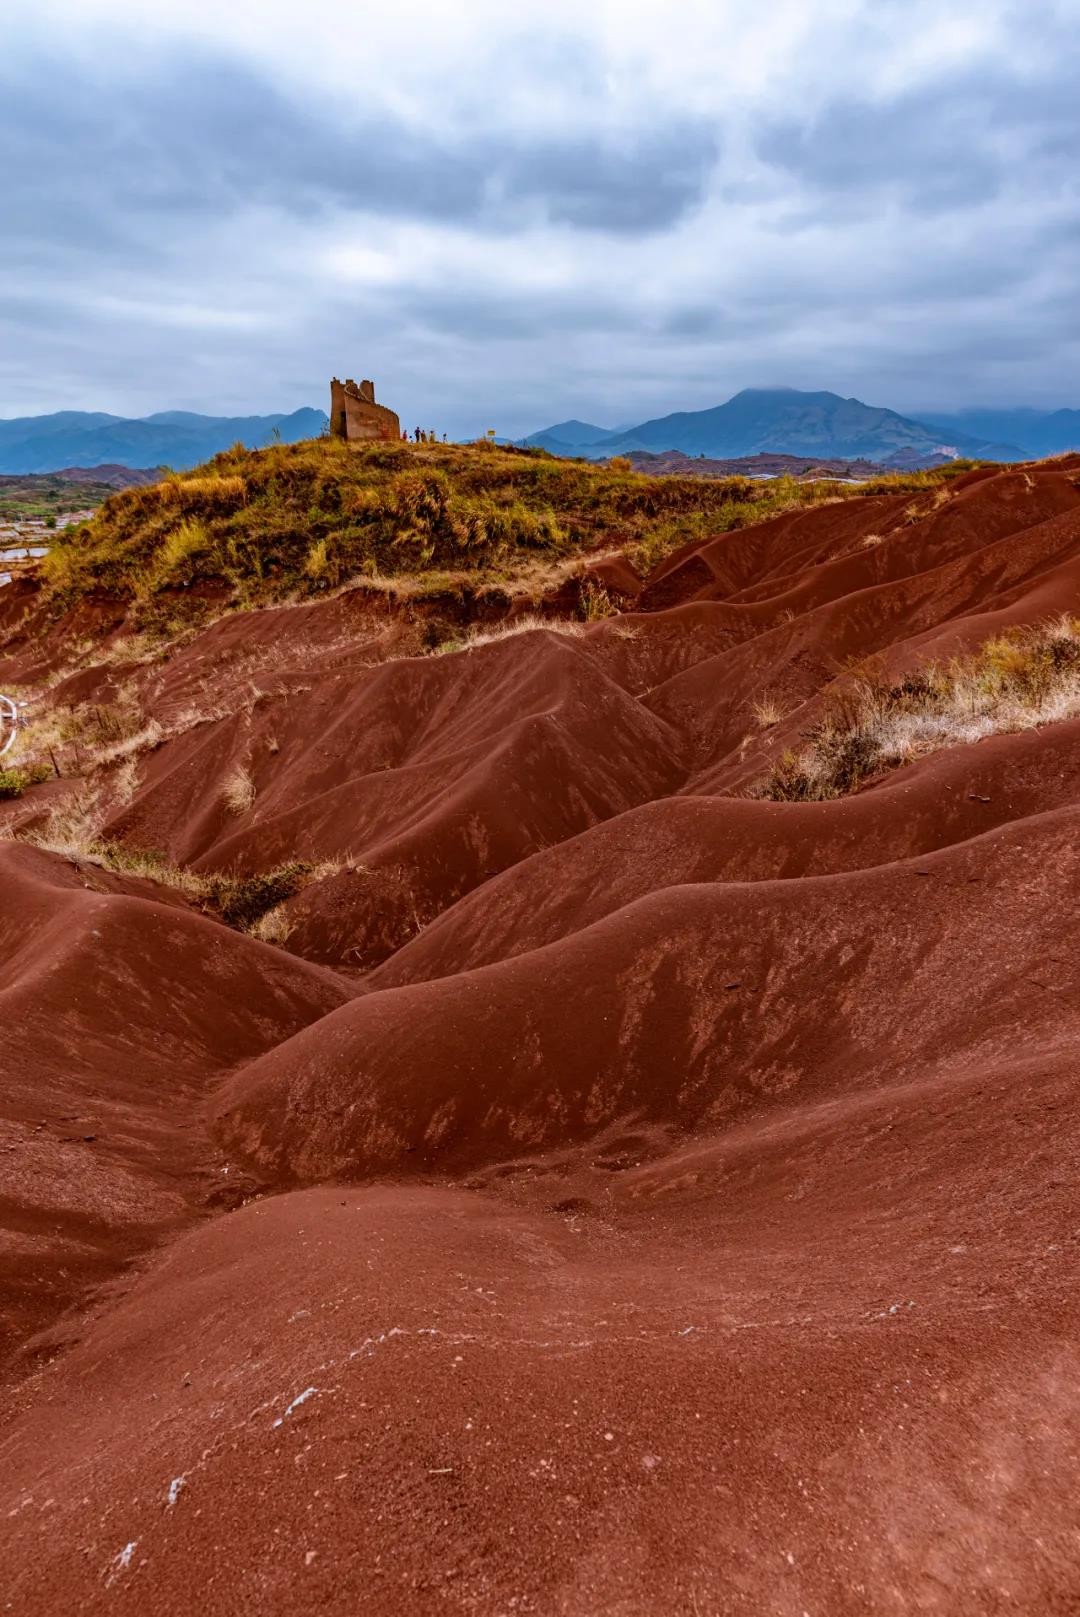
(15, 831), (336, 939)
(210, 863), (317, 929)
(303, 537), (333, 583)
(579, 582), (616, 621)
(752, 616), (1080, 800)
(0, 762), (51, 799)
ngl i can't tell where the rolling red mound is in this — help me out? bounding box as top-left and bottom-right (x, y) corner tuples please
(3, 459), (1080, 1614)
(0, 841), (349, 1373)
(212, 804), (1079, 1181)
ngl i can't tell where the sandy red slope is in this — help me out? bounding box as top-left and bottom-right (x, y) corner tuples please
(2, 460), (1080, 1614)
(0, 842), (349, 1373)
(211, 804), (1079, 1181)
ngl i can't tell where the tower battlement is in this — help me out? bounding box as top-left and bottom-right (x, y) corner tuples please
(329, 377), (401, 444)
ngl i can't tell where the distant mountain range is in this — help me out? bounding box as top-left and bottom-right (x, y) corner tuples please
(520, 388), (1080, 465)
(4, 390), (1079, 476)
(0, 408), (328, 474)
(915, 408), (1080, 460)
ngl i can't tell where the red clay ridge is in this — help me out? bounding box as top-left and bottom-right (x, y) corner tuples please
(2, 454), (1080, 1614)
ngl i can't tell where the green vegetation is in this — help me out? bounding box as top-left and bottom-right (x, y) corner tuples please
(17, 830), (336, 936)
(0, 475), (115, 523)
(754, 616), (1080, 801)
(39, 437), (975, 630)
(0, 762), (51, 799)
(210, 861), (330, 929)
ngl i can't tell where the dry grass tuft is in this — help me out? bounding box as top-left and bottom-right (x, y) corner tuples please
(579, 582), (616, 621)
(21, 789), (111, 860)
(16, 829), (341, 942)
(93, 718), (163, 769)
(467, 613), (585, 647)
(246, 903), (295, 945)
(222, 764), (255, 815)
(7, 694), (163, 781)
(754, 615), (1080, 800)
(111, 756), (141, 806)
(430, 613), (587, 656)
(751, 692), (786, 729)
(151, 517), (212, 588)
(902, 485), (953, 526)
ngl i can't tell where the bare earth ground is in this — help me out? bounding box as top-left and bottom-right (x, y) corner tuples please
(1, 460), (1080, 1614)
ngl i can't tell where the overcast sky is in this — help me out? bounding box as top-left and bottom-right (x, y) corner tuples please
(2, 0), (1078, 435)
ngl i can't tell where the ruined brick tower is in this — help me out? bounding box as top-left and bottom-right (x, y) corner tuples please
(329, 377), (401, 444)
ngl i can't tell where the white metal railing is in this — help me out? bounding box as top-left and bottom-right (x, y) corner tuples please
(0, 694), (19, 759)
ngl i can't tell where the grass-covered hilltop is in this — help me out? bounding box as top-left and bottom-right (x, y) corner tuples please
(0, 432), (1007, 823)
(39, 435), (981, 630)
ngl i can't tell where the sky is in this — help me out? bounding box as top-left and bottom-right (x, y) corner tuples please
(2, 0), (1078, 437)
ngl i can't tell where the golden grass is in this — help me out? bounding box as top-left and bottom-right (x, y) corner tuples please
(20, 787), (111, 860)
(17, 824), (341, 940)
(6, 693), (164, 785)
(222, 764), (255, 815)
(246, 903), (295, 945)
(150, 516), (212, 589)
(750, 692), (786, 729)
(37, 438), (975, 637)
(430, 612), (587, 656)
(580, 582), (616, 621)
(754, 615), (1080, 800)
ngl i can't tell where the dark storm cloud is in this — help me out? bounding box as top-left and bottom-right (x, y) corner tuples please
(0, 48), (719, 246)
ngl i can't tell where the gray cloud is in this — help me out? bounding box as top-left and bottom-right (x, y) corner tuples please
(756, 64), (1080, 214)
(1, 7), (1079, 433)
(0, 48), (719, 245)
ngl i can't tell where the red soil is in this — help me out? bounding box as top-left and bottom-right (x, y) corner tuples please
(2, 461), (1080, 1614)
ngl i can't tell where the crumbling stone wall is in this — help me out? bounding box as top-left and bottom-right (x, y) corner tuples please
(329, 378), (401, 444)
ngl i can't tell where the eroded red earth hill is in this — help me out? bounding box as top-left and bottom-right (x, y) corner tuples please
(2, 454), (1080, 1615)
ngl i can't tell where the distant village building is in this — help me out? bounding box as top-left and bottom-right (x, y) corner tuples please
(329, 377), (401, 444)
